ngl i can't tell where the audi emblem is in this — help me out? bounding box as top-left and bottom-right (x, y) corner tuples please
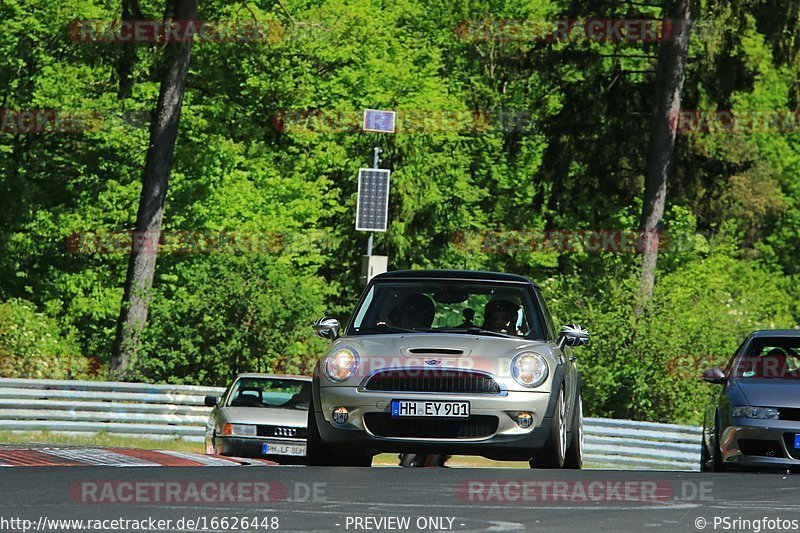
(274, 427), (297, 437)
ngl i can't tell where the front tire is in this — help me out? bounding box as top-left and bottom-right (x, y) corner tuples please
(701, 429), (712, 472)
(710, 415), (726, 472)
(563, 394), (583, 469)
(531, 387), (566, 469)
(306, 395), (331, 466)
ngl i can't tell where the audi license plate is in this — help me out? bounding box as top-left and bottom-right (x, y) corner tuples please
(391, 400), (469, 418)
(263, 443), (306, 456)
(795, 434), (800, 449)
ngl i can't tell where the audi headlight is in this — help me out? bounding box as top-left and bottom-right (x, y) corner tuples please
(324, 347), (359, 383)
(732, 406), (780, 420)
(511, 352), (549, 388)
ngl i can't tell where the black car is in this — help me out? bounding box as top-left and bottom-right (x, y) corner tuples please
(701, 330), (800, 471)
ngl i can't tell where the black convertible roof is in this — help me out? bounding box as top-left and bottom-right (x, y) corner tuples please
(749, 329), (800, 338)
(373, 270), (538, 287)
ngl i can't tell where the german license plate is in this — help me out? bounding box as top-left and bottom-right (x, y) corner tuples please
(391, 400), (469, 418)
(794, 434), (800, 449)
(263, 443), (306, 456)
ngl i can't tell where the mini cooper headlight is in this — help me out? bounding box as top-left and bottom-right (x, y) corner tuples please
(511, 352), (549, 387)
(324, 347), (359, 383)
(732, 406), (780, 420)
(511, 352), (549, 388)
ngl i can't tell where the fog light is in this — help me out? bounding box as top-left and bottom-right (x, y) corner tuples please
(332, 407), (349, 424)
(515, 412), (534, 429)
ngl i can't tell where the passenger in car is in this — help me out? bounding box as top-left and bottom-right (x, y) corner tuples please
(483, 299), (522, 335)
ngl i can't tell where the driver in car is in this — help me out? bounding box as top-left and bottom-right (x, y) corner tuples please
(483, 299), (522, 335)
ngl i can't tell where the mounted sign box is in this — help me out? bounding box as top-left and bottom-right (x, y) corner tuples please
(360, 254), (388, 286)
(363, 109), (396, 133)
(355, 168), (391, 232)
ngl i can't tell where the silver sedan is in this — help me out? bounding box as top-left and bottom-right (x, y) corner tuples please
(205, 373), (310, 464)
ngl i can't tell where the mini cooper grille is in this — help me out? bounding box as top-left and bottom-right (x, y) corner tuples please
(363, 413), (498, 439)
(256, 425), (306, 439)
(363, 370), (501, 394)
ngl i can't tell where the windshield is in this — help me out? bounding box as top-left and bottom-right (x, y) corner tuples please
(349, 279), (546, 340)
(226, 378), (310, 409)
(731, 338), (800, 379)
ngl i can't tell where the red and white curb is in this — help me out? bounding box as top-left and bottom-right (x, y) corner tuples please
(0, 447), (277, 467)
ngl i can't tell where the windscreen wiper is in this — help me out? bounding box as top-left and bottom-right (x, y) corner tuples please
(361, 324), (424, 334)
(438, 326), (520, 339)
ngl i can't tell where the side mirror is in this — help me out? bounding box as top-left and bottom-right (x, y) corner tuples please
(313, 316), (340, 339)
(559, 324), (589, 348)
(702, 368), (726, 384)
(204, 395), (219, 408)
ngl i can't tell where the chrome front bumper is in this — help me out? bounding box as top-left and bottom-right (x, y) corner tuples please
(315, 386), (557, 460)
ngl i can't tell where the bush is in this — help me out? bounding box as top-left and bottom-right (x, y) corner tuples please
(544, 245), (797, 425)
(0, 299), (92, 379)
(136, 255), (334, 386)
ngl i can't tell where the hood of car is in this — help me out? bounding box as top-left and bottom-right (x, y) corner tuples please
(334, 333), (556, 376)
(217, 406), (307, 427)
(734, 379), (800, 408)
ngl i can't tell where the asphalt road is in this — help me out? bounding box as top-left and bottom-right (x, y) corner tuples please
(0, 467), (798, 532)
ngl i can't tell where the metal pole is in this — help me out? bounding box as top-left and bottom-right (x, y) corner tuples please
(366, 146), (381, 257)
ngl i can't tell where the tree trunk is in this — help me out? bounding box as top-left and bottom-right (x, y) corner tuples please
(636, 0), (693, 315)
(116, 0), (143, 99)
(110, 0), (198, 378)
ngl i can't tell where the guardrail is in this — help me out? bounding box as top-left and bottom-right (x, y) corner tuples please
(0, 378), (224, 443)
(584, 417), (702, 471)
(0, 378), (702, 469)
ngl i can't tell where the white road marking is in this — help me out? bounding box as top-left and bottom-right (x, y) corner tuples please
(39, 448), (161, 466)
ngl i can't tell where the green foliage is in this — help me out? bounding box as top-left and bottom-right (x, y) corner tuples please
(136, 256), (334, 386)
(0, 0), (798, 424)
(0, 299), (92, 379)
(546, 234), (796, 425)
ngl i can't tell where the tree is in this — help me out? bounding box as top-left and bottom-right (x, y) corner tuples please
(117, 0), (143, 99)
(111, 0), (199, 378)
(636, 0), (693, 314)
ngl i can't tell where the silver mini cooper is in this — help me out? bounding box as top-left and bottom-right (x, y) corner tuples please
(307, 270), (589, 468)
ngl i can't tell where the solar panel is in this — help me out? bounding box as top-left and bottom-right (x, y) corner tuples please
(363, 109), (396, 133)
(356, 168), (391, 232)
